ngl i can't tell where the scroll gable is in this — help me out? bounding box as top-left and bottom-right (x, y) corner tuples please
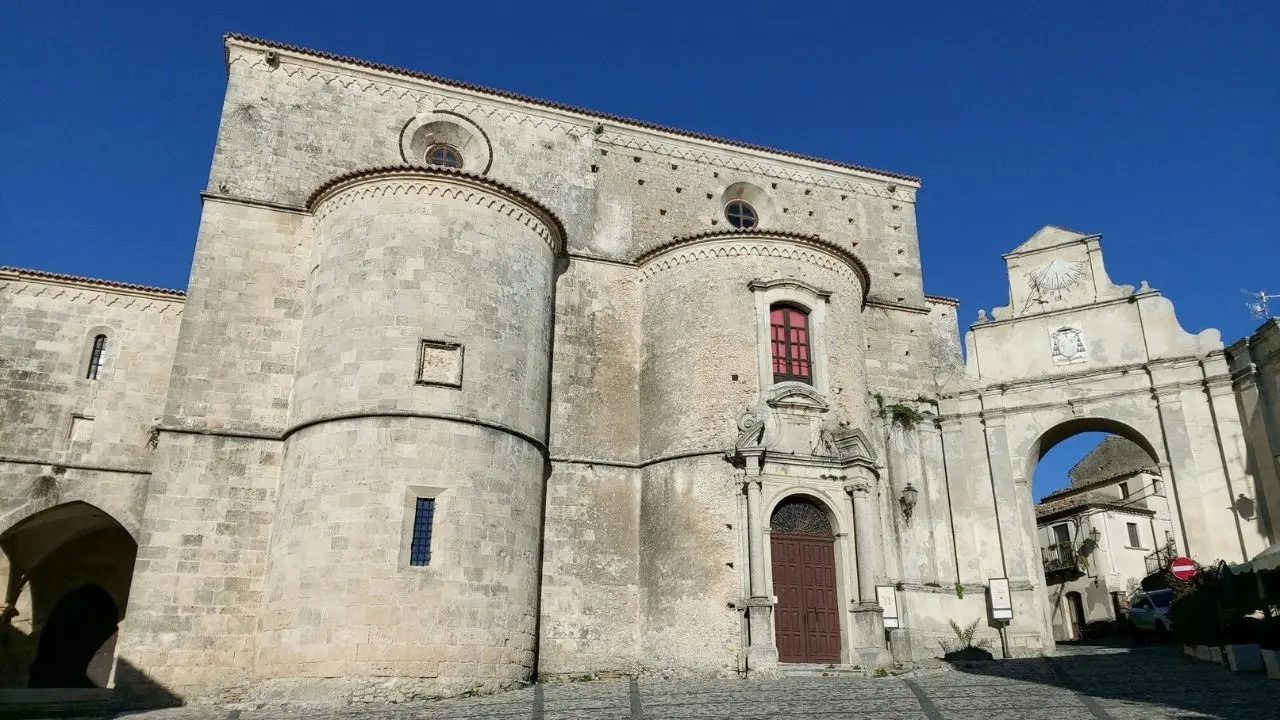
(991, 226), (1133, 321)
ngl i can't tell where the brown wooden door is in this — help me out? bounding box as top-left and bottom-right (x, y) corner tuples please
(771, 533), (840, 663)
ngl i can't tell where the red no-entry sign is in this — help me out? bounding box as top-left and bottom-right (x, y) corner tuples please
(1170, 557), (1197, 580)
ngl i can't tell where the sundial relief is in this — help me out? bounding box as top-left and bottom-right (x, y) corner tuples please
(1022, 258), (1087, 313)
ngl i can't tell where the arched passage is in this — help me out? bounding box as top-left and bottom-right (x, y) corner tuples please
(1025, 417), (1161, 484)
(0, 501), (137, 688)
(769, 496), (839, 663)
(1024, 418), (1175, 643)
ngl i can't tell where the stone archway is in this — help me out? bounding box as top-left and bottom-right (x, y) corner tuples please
(769, 497), (840, 663)
(1025, 417), (1172, 642)
(0, 501), (137, 688)
(936, 226), (1266, 654)
(1025, 417), (1161, 483)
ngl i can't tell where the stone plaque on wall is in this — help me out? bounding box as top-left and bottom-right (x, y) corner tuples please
(417, 340), (463, 387)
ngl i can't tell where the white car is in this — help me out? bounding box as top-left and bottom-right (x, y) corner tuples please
(1128, 589), (1175, 640)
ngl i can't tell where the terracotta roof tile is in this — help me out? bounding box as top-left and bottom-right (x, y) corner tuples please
(1035, 489), (1155, 521)
(925, 294), (960, 306)
(225, 33), (921, 185)
(0, 266), (185, 298)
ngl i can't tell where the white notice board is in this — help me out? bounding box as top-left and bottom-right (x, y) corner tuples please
(988, 577), (1013, 620)
(876, 585), (900, 628)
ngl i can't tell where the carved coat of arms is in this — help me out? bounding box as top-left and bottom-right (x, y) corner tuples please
(1050, 326), (1086, 365)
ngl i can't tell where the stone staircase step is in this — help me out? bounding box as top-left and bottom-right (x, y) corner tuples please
(778, 663), (868, 677)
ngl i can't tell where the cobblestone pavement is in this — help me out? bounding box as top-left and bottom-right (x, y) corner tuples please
(116, 642), (1280, 720)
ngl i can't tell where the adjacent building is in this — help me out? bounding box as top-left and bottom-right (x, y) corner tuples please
(1035, 437), (1178, 640)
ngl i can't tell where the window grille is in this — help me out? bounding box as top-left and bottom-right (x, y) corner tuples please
(425, 144), (463, 169)
(770, 306), (811, 383)
(410, 497), (436, 566)
(86, 335), (107, 380)
(770, 499), (832, 537)
(724, 199), (758, 229)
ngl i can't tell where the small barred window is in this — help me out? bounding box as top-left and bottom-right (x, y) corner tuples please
(409, 497), (436, 566)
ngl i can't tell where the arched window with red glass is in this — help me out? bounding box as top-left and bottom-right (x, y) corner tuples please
(770, 304), (812, 384)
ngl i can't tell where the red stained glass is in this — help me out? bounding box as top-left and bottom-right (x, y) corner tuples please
(770, 306), (812, 384)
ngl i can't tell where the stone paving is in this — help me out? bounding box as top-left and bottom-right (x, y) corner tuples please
(114, 642), (1280, 720)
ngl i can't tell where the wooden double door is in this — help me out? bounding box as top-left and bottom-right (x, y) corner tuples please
(770, 532), (841, 663)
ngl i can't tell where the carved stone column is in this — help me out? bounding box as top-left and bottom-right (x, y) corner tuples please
(741, 473), (778, 671)
(845, 470), (891, 665)
(746, 477), (768, 597)
(845, 475), (879, 606)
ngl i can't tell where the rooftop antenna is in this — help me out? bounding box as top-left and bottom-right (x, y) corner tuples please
(1243, 289), (1280, 320)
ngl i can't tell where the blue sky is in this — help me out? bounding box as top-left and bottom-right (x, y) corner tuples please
(3, 2), (1276, 497)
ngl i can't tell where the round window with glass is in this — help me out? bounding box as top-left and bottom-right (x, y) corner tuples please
(425, 143), (463, 169)
(725, 199), (758, 229)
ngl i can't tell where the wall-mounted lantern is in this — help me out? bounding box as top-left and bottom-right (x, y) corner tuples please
(899, 483), (919, 522)
(1234, 494), (1256, 521)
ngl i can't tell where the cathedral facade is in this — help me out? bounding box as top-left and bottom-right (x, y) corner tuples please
(0, 34), (1271, 706)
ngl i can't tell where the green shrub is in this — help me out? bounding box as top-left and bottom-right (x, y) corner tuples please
(1225, 616), (1264, 645)
(1168, 569), (1224, 646)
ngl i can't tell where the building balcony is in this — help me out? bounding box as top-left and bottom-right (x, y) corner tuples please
(1144, 542), (1177, 576)
(1042, 544), (1082, 580)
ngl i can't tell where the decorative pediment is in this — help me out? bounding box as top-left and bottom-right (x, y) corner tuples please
(829, 427), (880, 468)
(747, 278), (833, 303)
(989, 226), (1132, 321)
(1005, 225), (1094, 257)
(765, 382), (830, 413)
(832, 428), (876, 465)
(736, 408), (772, 450)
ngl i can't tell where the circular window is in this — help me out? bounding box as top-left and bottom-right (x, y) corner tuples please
(425, 143), (463, 169)
(725, 199), (758, 229)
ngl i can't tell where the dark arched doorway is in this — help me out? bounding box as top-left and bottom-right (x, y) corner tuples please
(1064, 591), (1086, 640)
(770, 497), (839, 663)
(28, 584), (118, 688)
(0, 501), (136, 688)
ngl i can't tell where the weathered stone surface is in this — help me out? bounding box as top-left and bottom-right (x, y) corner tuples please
(0, 33), (1272, 708)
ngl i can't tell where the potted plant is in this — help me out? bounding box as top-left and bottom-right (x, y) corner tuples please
(1259, 615), (1280, 680)
(1224, 617), (1264, 672)
(1168, 576), (1223, 662)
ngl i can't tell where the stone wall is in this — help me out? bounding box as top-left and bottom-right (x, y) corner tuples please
(1227, 319), (1280, 546)
(111, 194), (309, 700)
(0, 269), (182, 689)
(250, 169), (560, 700)
(0, 268), (182, 508)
